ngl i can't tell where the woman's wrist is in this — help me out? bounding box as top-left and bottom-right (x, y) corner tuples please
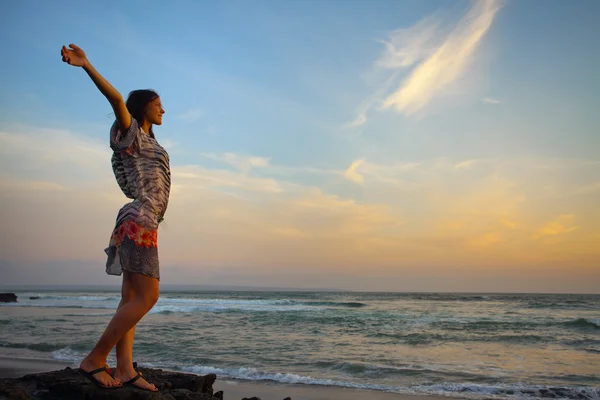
(81, 58), (92, 70)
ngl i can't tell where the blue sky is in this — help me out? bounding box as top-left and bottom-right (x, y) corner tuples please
(1, 0), (599, 292)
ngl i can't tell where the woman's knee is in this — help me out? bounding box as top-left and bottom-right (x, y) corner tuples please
(145, 288), (160, 309)
(135, 291), (158, 312)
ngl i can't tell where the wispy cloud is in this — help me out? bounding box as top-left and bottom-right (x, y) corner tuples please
(0, 127), (111, 184)
(533, 214), (579, 239)
(345, 112), (368, 129)
(375, 16), (442, 69)
(383, 0), (501, 115)
(343, 159), (365, 184)
(482, 97), (501, 104)
(349, 0), (502, 125)
(202, 152), (271, 173)
(173, 165), (283, 194)
(454, 159), (479, 170)
(2, 125), (599, 282)
(176, 108), (203, 122)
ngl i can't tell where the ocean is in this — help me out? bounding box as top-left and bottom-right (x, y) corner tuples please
(1, 288), (599, 399)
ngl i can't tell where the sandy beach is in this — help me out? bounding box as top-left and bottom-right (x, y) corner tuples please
(0, 357), (74, 379)
(213, 378), (451, 400)
(0, 357), (450, 400)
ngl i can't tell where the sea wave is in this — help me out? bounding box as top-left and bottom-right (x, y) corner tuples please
(299, 301), (367, 308)
(51, 347), (84, 363)
(61, 312), (116, 317)
(524, 297), (598, 310)
(176, 364), (402, 392)
(23, 295), (118, 301)
(409, 294), (492, 302)
(416, 382), (600, 400)
(369, 331), (545, 345)
(8, 293), (369, 311)
(1, 341), (88, 353)
(564, 318), (600, 330)
(160, 363), (600, 400)
(2, 304), (99, 309)
(311, 360), (482, 379)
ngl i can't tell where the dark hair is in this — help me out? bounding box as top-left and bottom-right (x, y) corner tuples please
(126, 89), (159, 138)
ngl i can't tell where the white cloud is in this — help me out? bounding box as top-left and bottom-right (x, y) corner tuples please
(349, 0), (502, 124)
(343, 159), (365, 184)
(482, 97), (501, 104)
(455, 159), (478, 170)
(2, 124), (599, 284)
(176, 107), (203, 122)
(533, 214), (579, 239)
(383, 0), (502, 115)
(0, 127), (112, 185)
(203, 152), (271, 173)
(173, 165), (283, 194)
(345, 112), (367, 128)
(159, 139), (178, 149)
(375, 15), (441, 69)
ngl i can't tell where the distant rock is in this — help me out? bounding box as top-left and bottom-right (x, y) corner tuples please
(0, 293), (17, 303)
(0, 366), (292, 400)
(29, 296), (40, 300)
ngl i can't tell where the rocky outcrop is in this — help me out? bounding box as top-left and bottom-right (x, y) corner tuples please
(0, 366), (291, 400)
(0, 293), (17, 303)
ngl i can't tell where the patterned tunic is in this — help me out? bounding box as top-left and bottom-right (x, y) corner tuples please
(104, 117), (171, 280)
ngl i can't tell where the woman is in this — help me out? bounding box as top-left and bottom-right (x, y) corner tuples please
(61, 43), (171, 391)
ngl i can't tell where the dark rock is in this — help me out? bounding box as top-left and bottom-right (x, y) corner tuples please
(0, 367), (288, 400)
(29, 297), (40, 300)
(0, 293), (17, 303)
(540, 389), (556, 398)
(3, 386), (29, 400)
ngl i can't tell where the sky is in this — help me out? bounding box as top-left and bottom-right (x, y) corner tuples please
(1, 0), (599, 293)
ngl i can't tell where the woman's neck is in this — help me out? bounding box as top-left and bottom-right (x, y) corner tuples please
(141, 120), (152, 135)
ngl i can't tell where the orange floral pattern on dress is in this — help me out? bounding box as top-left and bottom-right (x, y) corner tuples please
(109, 220), (157, 249)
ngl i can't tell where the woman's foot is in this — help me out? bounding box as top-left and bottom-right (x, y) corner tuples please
(114, 367), (158, 391)
(79, 358), (122, 388)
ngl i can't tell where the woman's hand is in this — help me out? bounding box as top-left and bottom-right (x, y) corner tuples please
(61, 44), (88, 68)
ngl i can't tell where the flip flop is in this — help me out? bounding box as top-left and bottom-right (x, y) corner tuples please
(123, 371), (158, 392)
(78, 366), (122, 389)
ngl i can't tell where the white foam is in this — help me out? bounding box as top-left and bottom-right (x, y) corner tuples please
(51, 347), (82, 363)
(415, 382), (600, 400)
(585, 318), (600, 328)
(180, 364), (397, 391)
(6, 294), (317, 314)
(160, 363), (600, 400)
(51, 347), (118, 366)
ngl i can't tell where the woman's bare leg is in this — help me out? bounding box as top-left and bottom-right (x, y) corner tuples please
(79, 271), (159, 388)
(114, 272), (158, 391)
(115, 272), (135, 369)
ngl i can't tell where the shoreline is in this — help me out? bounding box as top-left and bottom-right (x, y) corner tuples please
(0, 356), (451, 400)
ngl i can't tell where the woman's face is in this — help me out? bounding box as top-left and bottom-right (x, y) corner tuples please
(144, 97), (165, 126)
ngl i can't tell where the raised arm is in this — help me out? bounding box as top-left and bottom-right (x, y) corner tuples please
(61, 44), (131, 131)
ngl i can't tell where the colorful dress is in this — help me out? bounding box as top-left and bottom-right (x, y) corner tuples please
(104, 117), (171, 280)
